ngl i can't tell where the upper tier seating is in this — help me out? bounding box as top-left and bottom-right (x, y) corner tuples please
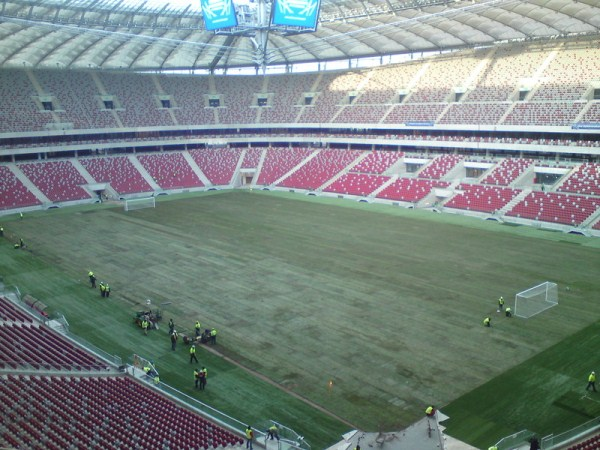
(580, 102), (600, 123)
(324, 173), (389, 196)
(241, 147), (263, 168)
(18, 161), (92, 202)
(260, 74), (315, 124)
(36, 71), (118, 129)
(0, 71), (50, 132)
(334, 105), (391, 123)
(0, 166), (41, 210)
(97, 73), (173, 127)
(278, 149), (363, 190)
(557, 163), (600, 196)
(383, 104), (447, 124)
(214, 75), (263, 125)
(481, 159), (533, 185)
(189, 148), (242, 185)
(0, 374), (243, 450)
(503, 102), (585, 126)
(531, 48), (600, 101)
(137, 153), (204, 190)
(375, 178), (450, 202)
(257, 147), (315, 185)
(418, 154), (463, 179)
(444, 184), (521, 214)
(506, 192), (600, 226)
(80, 156), (153, 195)
(297, 72), (361, 123)
(438, 103), (510, 125)
(157, 74), (215, 126)
(350, 150), (404, 174)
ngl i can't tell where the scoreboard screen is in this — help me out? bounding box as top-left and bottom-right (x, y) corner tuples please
(200, 0), (238, 31)
(272, 0), (321, 29)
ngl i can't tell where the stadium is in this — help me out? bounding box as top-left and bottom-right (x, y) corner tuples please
(1, 0), (600, 449)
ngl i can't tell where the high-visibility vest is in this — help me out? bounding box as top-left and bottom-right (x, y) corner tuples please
(190, 346), (196, 355)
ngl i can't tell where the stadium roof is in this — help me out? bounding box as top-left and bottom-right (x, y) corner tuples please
(0, 0), (598, 72)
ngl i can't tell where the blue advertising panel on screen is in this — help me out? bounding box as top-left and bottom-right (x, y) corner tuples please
(272, 0), (320, 28)
(200, 0), (238, 31)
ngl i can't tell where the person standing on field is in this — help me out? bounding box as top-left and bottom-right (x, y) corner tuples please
(587, 371), (597, 392)
(498, 296), (504, 311)
(170, 329), (178, 350)
(88, 271), (96, 288)
(189, 344), (198, 363)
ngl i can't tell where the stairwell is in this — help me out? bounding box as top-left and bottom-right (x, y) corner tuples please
(318, 151), (371, 192)
(271, 149), (320, 187)
(497, 188), (531, 216)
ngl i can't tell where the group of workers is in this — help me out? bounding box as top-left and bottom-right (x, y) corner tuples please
(483, 296), (513, 327)
(244, 424), (280, 449)
(88, 271), (110, 298)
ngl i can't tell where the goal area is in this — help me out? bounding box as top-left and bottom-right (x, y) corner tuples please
(514, 282), (558, 318)
(124, 196), (155, 212)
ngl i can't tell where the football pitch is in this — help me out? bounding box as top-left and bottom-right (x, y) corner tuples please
(1, 190), (600, 449)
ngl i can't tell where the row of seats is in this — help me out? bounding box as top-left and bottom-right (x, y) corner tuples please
(0, 374), (243, 450)
(3, 151), (600, 227)
(2, 39), (600, 131)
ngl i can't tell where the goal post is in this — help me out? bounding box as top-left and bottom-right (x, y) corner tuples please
(124, 196), (155, 212)
(514, 281), (558, 318)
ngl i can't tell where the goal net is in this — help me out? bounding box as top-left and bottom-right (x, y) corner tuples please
(514, 281), (558, 318)
(124, 196), (155, 212)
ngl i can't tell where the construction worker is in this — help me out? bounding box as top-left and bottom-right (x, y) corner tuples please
(104, 283), (110, 298)
(88, 271), (96, 288)
(19, 238), (24, 249)
(505, 307), (512, 317)
(483, 317), (491, 327)
(587, 371), (597, 392)
(0, 226), (4, 237)
(199, 367), (207, 390)
(210, 327), (217, 345)
(195, 321), (202, 336)
(194, 368), (201, 389)
(245, 426), (254, 450)
(189, 344), (198, 363)
(99, 282), (106, 297)
(425, 405), (436, 417)
(168, 319), (175, 335)
(142, 318), (149, 336)
(267, 424), (280, 441)
(498, 296), (504, 310)
(170, 329), (178, 350)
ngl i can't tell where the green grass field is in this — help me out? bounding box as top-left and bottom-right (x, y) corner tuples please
(1, 190), (599, 449)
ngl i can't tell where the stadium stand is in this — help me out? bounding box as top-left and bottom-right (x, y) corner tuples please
(278, 149), (363, 191)
(375, 178), (450, 203)
(158, 74), (216, 126)
(506, 192), (600, 226)
(444, 184), (522, 214)
(18, 161), (93, 203)
(35, 71), (118, 129)
(0, 165), (41, 210)
(556, 163), (600, 196)
(256, 147), (315, 186)
(79, 156), (154, 195)
(97, 73), (172, 127)
(259, 74), (315, 124)
(0, 70), (49, 132)
(481, 159), (533, 186)
(349, 150), (404, 174)
(503, 101), (586, 126)
(214, 75), (263, 125)
(417, 154), (463, 179)
(137, 153), (204, 190)
(241, 147), (263, 168)
(382, 104), (447, 124)
(0, 374), (243, 449)
(189, 148), (243, 186)
(324, 173), (389, 197)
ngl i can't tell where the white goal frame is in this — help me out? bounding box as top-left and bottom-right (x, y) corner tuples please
(124, 196), (155, 212)
(514, 281), (558, 318)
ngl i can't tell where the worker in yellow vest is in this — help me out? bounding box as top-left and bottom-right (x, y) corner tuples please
(210, 327), (217, 345)
(189, 344), (198, 363)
